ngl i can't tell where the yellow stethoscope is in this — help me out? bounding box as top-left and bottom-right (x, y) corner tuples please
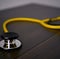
(0, 16), (60, 50)
(3, 16), (60, 33)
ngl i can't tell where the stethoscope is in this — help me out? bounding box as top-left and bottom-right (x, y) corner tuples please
(0, 16), (60, 50)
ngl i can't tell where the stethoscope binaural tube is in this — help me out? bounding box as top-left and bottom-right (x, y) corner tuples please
(3, 16), (60, 33)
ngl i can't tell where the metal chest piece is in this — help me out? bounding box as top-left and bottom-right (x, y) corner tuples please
(0, 32), (22, 50)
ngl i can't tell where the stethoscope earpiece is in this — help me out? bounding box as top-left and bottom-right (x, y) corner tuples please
(0, 32), (22, 50)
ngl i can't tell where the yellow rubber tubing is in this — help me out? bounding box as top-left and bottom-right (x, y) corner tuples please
(3, 17), (60, 33)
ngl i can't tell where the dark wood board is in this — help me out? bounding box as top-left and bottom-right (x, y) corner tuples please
(0, 4), (60, 59)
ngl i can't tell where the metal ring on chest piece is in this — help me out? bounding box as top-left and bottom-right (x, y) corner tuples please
(0, 32), (22, 50)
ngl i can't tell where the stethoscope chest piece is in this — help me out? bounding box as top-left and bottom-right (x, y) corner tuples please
(0, 32), (22, 50)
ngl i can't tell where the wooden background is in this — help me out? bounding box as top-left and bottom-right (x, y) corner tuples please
(0, 4), (60, 59)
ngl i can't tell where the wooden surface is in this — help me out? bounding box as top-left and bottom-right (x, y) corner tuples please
(0, 4), (60, 59)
